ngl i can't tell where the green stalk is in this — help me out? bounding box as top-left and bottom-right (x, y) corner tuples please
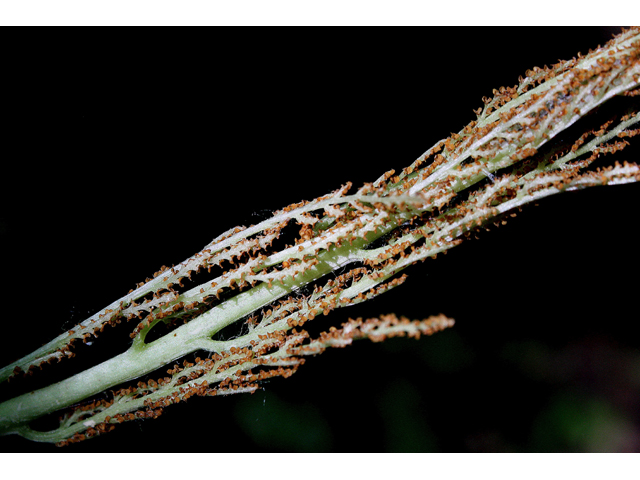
(0, 225), (391, 438)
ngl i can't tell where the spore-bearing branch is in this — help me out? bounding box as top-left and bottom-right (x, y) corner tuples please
(1, 28), (639, 446)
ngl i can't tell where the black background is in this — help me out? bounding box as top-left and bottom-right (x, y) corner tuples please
(1, 27), (639, 452)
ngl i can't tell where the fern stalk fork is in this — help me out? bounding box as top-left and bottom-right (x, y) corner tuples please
(1, 28), (639, 448)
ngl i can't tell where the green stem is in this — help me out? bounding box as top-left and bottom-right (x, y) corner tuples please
(0, 219), (399, 437)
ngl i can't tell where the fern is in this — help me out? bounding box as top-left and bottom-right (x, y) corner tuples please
(1, 27), (639, 451)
